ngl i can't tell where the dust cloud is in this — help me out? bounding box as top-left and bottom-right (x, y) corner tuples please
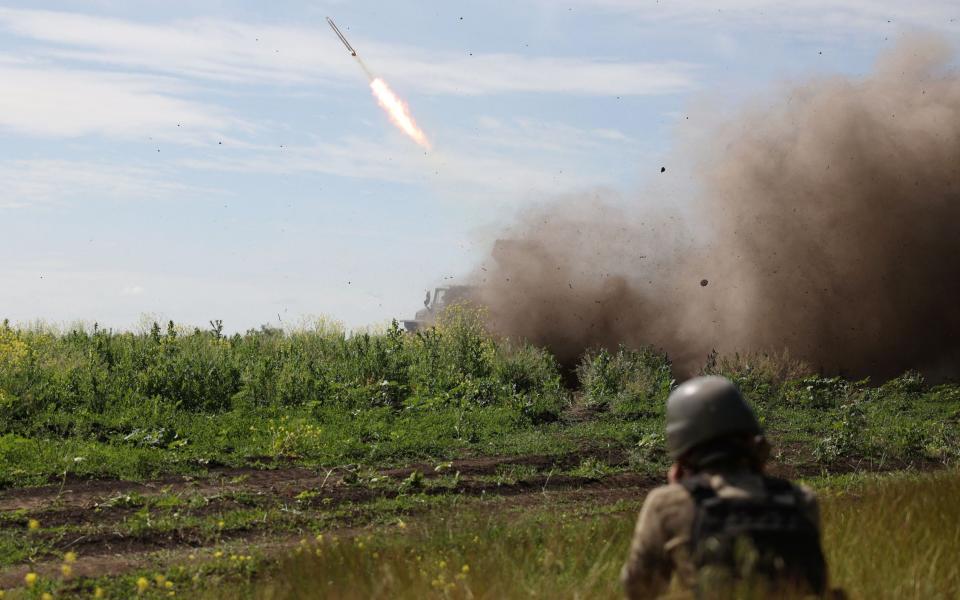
(472, 36), (960, 378)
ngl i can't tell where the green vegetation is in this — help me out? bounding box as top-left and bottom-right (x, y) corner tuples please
(0, 310), (959, 598)
(820, 469), (960, 598)
(576, 346), (673, 418)
(0, 313), (958, 487)
(3, 470), (957, 599)
(0, 310), (568, 486)
(193, 469), (958, 600)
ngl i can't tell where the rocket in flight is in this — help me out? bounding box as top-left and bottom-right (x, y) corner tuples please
(326, 17), (357, 56)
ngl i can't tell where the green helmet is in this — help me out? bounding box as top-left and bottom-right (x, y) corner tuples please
(665, 376), (761, 460)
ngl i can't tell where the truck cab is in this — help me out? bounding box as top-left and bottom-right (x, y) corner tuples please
(402, 285), (475, 332)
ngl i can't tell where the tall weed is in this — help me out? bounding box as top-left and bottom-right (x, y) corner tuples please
(576, 346), (672, 418)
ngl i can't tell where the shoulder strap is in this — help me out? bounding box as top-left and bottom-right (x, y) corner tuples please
(762, 475), (805, 506)
(762, 476), (794, 494)
(684, 473), (798, 504)
(680, 473), (716, 504)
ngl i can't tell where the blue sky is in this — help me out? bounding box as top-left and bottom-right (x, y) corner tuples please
(1, 1), (957, 331)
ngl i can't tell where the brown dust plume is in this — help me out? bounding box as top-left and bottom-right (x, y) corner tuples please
(472, 36), (960, 378)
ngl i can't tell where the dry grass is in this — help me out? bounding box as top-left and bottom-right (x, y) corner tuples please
(821, 470), (960, 599)
(703, 349), (814, 386)
(221, 469), (960, 600)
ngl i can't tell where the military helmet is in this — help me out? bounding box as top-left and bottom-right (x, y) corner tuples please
(665, 376), (761, 459)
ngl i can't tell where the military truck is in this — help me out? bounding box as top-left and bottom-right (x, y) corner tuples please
(402, 285), (476, 332)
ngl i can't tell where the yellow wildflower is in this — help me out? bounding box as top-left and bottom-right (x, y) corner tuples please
(164, 581), (174, 589)
(61, 563), (73, 577)
(217, 520), (225, 529)
(41, 594), (53, 600)
(136, 577), (149, 593)
(154, 575), (166, 586)
(93, 587), (105, 598)
(28, 519), (40, 531)
(461, 564), (470, 574)
(24, 572), (38, 587)
(64, 551), (78, 563)
(213, 551), (223, 558)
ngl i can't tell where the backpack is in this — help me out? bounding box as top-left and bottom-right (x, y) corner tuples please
(682, 474), (828, 598)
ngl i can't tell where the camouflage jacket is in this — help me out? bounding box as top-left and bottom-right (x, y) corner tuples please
(620, 468), (820, 599)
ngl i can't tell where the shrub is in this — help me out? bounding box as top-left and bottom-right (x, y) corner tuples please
(701, 349), (812, 402)
(880, 370), (925, 394)
(576, 346), (672, 418)
(569, 457), (618, 480)
(628, 432), (668, 471)
(813, 402), (867, 465)
(779, 375), (850, 409)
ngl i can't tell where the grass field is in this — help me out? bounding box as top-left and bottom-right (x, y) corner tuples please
(0, 312), (958, 597)
(232, 469), (960, 600)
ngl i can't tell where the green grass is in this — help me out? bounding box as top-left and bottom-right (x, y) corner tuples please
(821, 469), (960, 598)
(0, 314), (958, 487)
(203, 469), (960, 600)
(2, 311), (959, 598)
(214, 502), (634, 600)
(0, 312), (572, 486)
(3, 470), (955, 598)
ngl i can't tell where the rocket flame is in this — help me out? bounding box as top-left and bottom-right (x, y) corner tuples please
(369, 77), (431, 150)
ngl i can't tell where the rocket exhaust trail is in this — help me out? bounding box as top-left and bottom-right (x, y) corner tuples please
(325, 16), (431, 150)
(355, 56), (374, 80)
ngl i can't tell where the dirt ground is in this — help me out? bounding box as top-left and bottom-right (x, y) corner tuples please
(0, 444), (933, 588)
(0, 450), (658, 587)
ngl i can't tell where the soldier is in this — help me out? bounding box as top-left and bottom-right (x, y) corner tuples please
(621, 376), (829, 599)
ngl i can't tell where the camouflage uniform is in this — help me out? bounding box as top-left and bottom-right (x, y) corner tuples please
(620, 467), (820, 600)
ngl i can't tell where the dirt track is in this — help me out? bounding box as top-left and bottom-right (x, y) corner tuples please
(0, 444), (939, 588)
(0, 448), (639, 512)
(0, 450), (657, 587)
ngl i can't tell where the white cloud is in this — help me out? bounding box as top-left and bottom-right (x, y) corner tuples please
(0, 60), (237, 140)
(0, 8), (697, 97)
(179, 136), (583, 196)
(548, 0), (960, 34)
(470, 117), (634, 153)
(177, 116), (645, 203)
(121, 285), (144, 296)
(373, 52), (696, 96)
(0, 9), (349, 85)
(0, 159), (212, 208)
(0, 264), (393, 332)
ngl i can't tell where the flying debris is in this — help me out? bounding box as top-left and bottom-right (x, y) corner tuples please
(326, 17), (357, 56)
